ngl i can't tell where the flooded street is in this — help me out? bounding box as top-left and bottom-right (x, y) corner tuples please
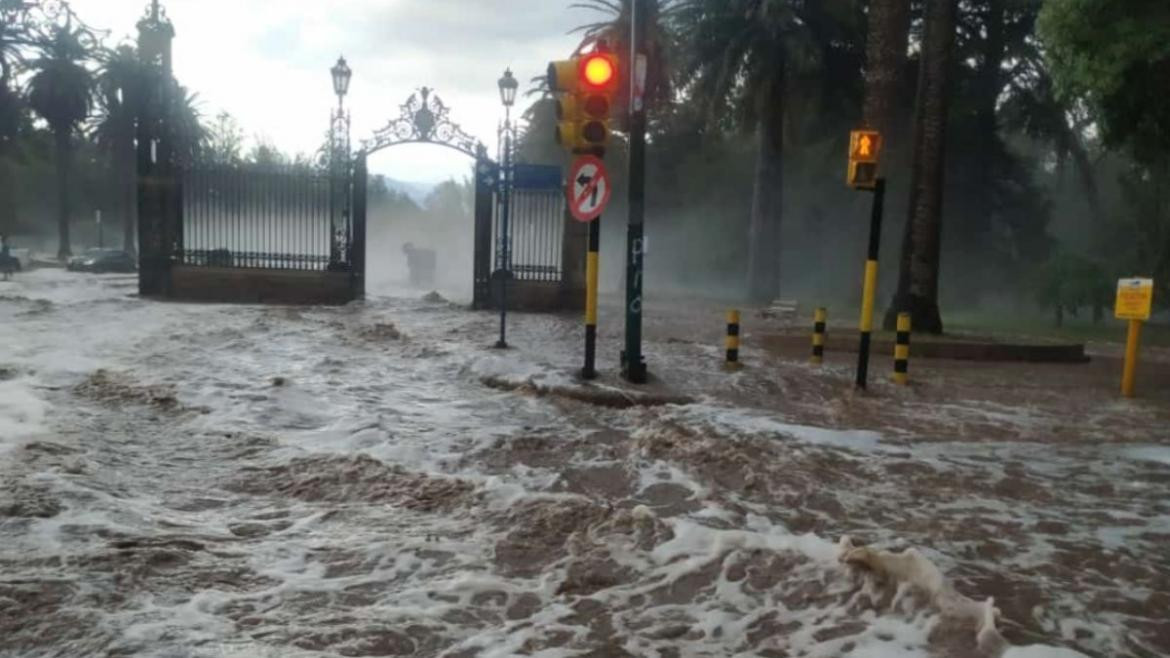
(1, 271), (1167, 657)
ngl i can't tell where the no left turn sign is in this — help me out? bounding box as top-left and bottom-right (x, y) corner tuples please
(567, 155), (612, 223)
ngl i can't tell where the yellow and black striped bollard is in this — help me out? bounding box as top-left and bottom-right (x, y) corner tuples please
(893, 312), (911, 385)
(726, 310), (741, 366)
(812, 308), (827, 364)
(581, 215), (601, 380)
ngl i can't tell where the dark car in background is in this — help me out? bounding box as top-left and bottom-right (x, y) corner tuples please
(67, 249), (137, 274)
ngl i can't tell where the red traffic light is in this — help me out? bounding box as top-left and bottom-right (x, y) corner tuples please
(581, 54), (616, 89)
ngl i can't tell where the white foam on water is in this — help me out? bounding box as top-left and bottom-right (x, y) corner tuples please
(0, 378), (49, 455)
(1120, 444), (1170, 466)
(664, 401), (887, 451)
(1003, 646), (1091, 657)
(0, 273), (1143, 657)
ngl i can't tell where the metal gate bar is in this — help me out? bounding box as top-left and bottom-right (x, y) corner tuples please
(180, 164), (342, 271)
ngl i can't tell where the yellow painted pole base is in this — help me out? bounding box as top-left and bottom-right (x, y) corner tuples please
(1122, 319), (1142, 398)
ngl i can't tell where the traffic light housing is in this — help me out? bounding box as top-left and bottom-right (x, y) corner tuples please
(548, 51), (620, 156)
(847, 130), (882, 189)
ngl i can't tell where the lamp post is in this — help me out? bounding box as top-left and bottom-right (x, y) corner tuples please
(495, 68), (519, 349)
(328, 56), (353, 268)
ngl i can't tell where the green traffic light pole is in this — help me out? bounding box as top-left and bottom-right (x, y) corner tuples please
(621, 0), (649, 384)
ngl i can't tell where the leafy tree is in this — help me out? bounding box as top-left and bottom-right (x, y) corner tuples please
(1040, 0), (1170, 303)
(26, 23), (94, 259)
(1033, 251), (1112, 326)
(247, 136), (287, 168)
(1038, 0), (1170, 165)
(206, 111), (244, 165)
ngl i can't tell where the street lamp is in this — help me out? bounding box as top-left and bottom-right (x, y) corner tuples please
(495, 68), (518, 349)
(329, 56), (353, 269)
(498, 68), (518, 109)
(331, 55), (352, 109)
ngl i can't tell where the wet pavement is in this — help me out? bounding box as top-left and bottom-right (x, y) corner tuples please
(1, 270), (1166, 657)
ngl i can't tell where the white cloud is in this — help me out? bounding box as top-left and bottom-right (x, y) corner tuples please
(70, 0), (586, 183)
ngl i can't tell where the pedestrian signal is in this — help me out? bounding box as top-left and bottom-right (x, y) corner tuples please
(848, 130), (882, 189)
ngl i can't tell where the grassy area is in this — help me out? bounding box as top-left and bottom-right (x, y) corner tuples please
(942, 309), (1170, 348)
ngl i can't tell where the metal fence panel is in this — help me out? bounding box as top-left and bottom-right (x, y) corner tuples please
(495, 165), (565, 283)
(494, 188), (565, 283)
(180, 164), (343, 271)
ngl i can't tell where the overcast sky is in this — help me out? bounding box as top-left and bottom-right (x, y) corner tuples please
(69, 0), (585, 184)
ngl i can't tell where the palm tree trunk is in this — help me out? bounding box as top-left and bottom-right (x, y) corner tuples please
(862, 0), (912, 139)
(889, 0), (955, 334)
(746, 65), (785, 303)
(863, 0), (913, 331)
(54, 127), (73, 260)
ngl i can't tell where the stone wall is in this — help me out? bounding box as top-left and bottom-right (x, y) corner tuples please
(169, 266), (355, 305)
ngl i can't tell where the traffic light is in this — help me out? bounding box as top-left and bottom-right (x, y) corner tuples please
(548, 50), (620, 155)
(847, 130), (882, 189)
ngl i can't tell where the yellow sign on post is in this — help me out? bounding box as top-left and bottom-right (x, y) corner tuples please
(847, 130), (882, 189)
(1115, 278), (1154, 321)
(1116, 278), (1155, 398)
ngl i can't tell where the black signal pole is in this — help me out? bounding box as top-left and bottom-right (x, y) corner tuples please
(622, 0), (649, 384)
(855, 177), (886, 389)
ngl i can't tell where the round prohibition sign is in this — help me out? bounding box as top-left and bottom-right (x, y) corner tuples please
(567, 155), (612, 223)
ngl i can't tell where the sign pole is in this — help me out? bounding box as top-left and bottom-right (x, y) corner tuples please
(622, 0), (649, 384)
(1122, 319), (1142, 398)
(567, 155), (611, 380)
(583, 215), (601, 379)
(856, 177), (886, 389)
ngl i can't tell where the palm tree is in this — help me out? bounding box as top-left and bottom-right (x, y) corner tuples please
(168, 81), (207, 167)
(864, 0), (912, 332)
(571, 0), (677, 118)
(1, 1), (29, 228)
(95, 43), (206, 255)
(889, 0), (957, 334)
(94, 44), (140, 254)
(673, 0), (846, 302)
(27, 23), (93, 260)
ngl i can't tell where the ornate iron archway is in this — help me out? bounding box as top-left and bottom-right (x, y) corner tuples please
(355, 87), (498, 307)
(361, 87), (489, 160)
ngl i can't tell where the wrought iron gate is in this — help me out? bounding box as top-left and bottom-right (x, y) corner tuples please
(360, 87), (500, 309)
(497, 164), (565, 283)
(178, 164), (347, 271)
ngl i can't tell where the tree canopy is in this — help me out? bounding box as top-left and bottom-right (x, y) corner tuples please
(1039, 0), (1170, 164)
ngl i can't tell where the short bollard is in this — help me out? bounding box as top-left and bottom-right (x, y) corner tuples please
(726, 310), (741, 365)
(893, 312), (911, 385)
(812, 308), (827, 364)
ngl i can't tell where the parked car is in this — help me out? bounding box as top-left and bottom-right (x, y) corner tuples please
(67, 249), (137, 273)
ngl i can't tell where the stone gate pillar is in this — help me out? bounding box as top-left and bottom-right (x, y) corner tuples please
(135, 0), (178, 297)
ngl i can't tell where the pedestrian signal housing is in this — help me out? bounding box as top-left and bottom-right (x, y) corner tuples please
(847, 130), (882, 189)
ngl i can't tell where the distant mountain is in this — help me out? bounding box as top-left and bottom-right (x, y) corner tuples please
(383, 178), (435, 205)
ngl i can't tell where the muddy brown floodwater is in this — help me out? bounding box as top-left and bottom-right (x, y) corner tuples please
(0, 272), (1167, 657)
